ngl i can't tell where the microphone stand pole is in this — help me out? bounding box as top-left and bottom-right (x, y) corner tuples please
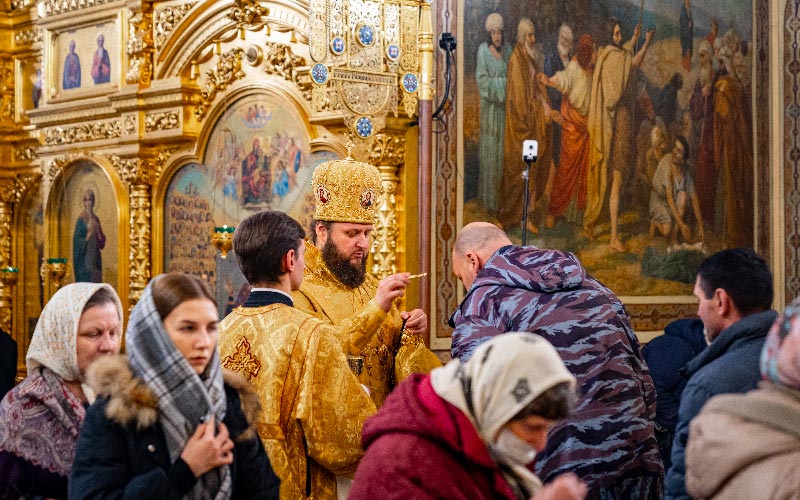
(521, 159), (535, 246)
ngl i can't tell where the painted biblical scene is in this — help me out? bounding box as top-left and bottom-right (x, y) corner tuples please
(54, 19), (118, 96)
(461, 0), (753, 295)
(53, 161), (119, 288)
(163, 92), (319, 316)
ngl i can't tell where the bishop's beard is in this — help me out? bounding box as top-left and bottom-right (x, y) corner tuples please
(322, 239), (367, 288)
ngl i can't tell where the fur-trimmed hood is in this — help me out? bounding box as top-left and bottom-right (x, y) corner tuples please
(86, 355), (261, 433)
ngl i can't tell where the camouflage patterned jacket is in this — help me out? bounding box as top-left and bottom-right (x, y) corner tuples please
(449, 245), (663, 494)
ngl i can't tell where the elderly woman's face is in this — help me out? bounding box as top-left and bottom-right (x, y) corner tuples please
(76, 302), (121, 376)
(163, 298), (219, 375)
(503, 414), (556, 452)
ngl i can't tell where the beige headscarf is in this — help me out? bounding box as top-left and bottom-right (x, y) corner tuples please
(431, 332), (575, 496)
(26, 282), (123, 392)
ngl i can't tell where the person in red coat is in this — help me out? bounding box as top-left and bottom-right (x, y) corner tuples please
(349, 332), (587, 500)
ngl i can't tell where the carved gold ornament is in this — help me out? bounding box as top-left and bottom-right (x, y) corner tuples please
(194, 48), (245, 120)
(307, 0), (421, 139)
(154, 3), (197, 50)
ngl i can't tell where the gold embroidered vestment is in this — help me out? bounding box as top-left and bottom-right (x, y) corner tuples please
(219, 303), (376, 500)
(292, 243), (440, 407)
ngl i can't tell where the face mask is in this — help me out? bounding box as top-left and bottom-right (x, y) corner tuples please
(489, 428), (537, 466)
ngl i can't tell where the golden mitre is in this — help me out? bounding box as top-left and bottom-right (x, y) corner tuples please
(312, 153), (382, 224)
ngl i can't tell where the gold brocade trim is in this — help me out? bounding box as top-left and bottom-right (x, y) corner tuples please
(222, 337), (262, 381)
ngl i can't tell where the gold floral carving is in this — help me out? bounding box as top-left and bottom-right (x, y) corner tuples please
(127, 11), (154, 86)
(43, 0), (115, 16)
(10, 0), (34, 10)
(14, 28), (42, 46)
(0, 202), (12, 269)
(13, 145), (37, 161)
(370, 165), (399, 278)
(1, 95), (14, 122)
(43, 116), (135, 146)
(227, 0), (268, 27)
(45, 153), (80, 187)
(111, 148), (177, 187)
(0, 60), (12, 88)
(401, 92), (417, 118)
(9, 174), (40, 204)
(154, 3), (196, 50)
(128, 184), (151, 306)
(194, 48), (245, 120)
(144, 110), (180, 132)
(0, 179), (15, 205)
(366, 132), (405, 168)
(222, 337), (262, 380)
(263, 42), (305, 82)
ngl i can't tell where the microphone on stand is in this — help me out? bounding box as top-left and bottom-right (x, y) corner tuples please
(521, 140), (539, 246)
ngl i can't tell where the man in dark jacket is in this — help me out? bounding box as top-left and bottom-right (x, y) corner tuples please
(449, 221), (663, 498)
(664, 248), (776, 500)
(642, 318), (706, 472)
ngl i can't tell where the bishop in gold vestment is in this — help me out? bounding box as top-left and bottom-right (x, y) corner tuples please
(219, 291), (375, 500)
(294, 243), (405, 406)
(294, 152), (441, 407)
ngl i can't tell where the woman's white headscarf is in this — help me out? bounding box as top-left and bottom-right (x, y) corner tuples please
(430, 332), (576, 496)
(26, 282), (122, 383)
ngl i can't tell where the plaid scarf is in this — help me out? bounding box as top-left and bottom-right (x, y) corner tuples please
(126, 277), (231, 500)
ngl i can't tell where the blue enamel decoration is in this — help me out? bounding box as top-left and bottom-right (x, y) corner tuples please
(402, 73), (419, 93)
(330, 36), (345, 55)
(386, 44), (400, 61)
(356, 24), (375, 46)
(311, 63), (329, 85)
(355, 116), (373, 138)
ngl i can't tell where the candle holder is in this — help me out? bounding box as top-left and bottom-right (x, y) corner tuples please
(212, 225), (235, 258)
(0, 266), (18, 287)
(41, 258), (68, 289)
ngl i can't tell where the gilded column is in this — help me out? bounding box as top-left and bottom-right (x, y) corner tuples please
(0, 175), (34, 333)
(128, 183), (151, 306)
(0, 196), (13, 333)
(113, 153), (167, 307)
(367, 132), (405, 278)
(372, 165), (399, 278)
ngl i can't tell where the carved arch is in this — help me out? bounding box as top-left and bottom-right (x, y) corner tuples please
(155, 0), (311, 80)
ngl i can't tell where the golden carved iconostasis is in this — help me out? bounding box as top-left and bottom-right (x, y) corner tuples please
(0, 0), (426, 379)
(0, 0), (796, 380)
